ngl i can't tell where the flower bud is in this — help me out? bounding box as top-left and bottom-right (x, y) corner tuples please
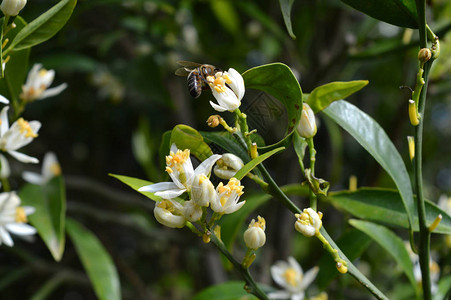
(1, 0), (26, 16)
(207, 115), (221, 128)
(191, 174), (216, 207)
(214, 153), (244, 180)
(183, 200), (203, 222)
(418, 48), (431, 63)
(336, 262), (348, 274)
(296, 103), (317, 139)
(244, 216), (266, 250)
(295, 208), (322, 237)
(154, 199), (186, 228)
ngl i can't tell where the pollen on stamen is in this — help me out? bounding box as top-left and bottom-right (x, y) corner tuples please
(17, 118), (38, 138)
(15, 207), (28, 223)
(165, 167), (173, 174)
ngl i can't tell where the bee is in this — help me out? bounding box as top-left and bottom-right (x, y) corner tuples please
(175, 61), (222, 99)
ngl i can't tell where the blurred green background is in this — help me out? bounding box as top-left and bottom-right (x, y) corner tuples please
(1, 0), (451, 299)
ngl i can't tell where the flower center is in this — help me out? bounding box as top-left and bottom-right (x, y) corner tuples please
(165, 149), (190, 175)
(158, 200), (176, 213)
(249, 216), (266, 230)
(50, 163), (62, 176)
(17, 118), (38, 138)
(282, 268), (300, 287)
(207, 72), (232, 93)
(15, 207), (27, 223)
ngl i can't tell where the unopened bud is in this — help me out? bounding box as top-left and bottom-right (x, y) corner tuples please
(214, 153), (244, 180)
(250, 142), (258, 159)
(203, 232), (211, 243)
(295, 208), (322, 237)
(1, 0), (26, 16)
(207, 115), (221, 128)
(418, 48), (432, 63)
(336, 262), (348, 274)
(296, 103), (317, 139)
(243, 216), (266, 250)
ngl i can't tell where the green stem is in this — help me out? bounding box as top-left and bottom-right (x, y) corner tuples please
(307, 138), (317, 210)
(234, 109), (252, 151)
(209, 231), (270, 300)
(414, 1), (433, 299)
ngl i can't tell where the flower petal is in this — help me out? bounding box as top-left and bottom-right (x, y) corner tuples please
(227, 68), (245, 100)
(194, 154), (222, 177)
(138, 182), (178, 192)
(0, 226), (13, 246)
(22, 171), (44, 185)
(154, 189), (186, 199)
(5, 223), (37, 235)
(0, 95), (9, 104)
(209, 101), (228, 112)
(299, 266), (319, 290)
(8, 151), (39, 164)
(0, 106), (9, 137)
(38, 83), (67, 100)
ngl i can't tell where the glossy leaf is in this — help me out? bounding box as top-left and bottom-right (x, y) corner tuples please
(20, 176), (66, 261)
(201, 131), (249, 162)
(242, 63), (303, 150)
(323, 100), (415, 231)
(328, 188), (451, 234)
(234, 147), (284, 180)
(192, 281), (258, 300)
(8, 0), (77, 51)
(66, 218), (121, 300)
(349, 219), (417, 292)
(293, 132), (308, 168)
(109, 173), (160, 202)
(0, 17), (29, 104)
(171, 125), (213, 162)
(279, 0), (296, 39)
(317, 229), (371, 289)
(220, 193), (271, 250)
(307, 80), (368, 113)
(341, 0), (418, 29)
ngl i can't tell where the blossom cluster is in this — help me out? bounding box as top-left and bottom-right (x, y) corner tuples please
(139, 144), (246, 228)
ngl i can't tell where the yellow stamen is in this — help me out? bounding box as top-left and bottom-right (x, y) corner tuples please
(50, 163), (62, 176)
(282, 268), (299, 287)
(17, 118), (38, 138)
(428, 214), (442, 232)
(15, 207), (27, 223)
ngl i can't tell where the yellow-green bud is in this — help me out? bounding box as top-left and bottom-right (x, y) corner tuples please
(207, 115), (221, 128)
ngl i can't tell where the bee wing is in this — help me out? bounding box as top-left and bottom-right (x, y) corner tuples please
(177, 60), (202, 67)
(175, 67), (191, 76)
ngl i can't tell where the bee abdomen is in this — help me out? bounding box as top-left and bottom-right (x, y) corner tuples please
(187, 71), (202, 99)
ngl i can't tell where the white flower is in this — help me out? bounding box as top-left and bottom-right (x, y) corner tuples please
(0, 191), (36, 247)
(295, 208), (322, 237)
(213, 153), (244, 180)
(183, 200), (203, 222)
(22, 152), (61, 185)
(244, 216), (266, 250)
(0, 0), (26, 16)
(208, 68), (244, 112)
(139, 144), (221, 199)
(0, 153), (10, 179)
(154, 199), (186, 228)
(20, 64), (67, 102)
(0, 95), (9, 104)
(0, 106), (40, 164)
(190, 173), (216, 207)
(296, 103), (317, 139)
(269, 256), (319, 300)
(210, 177), (245, 214)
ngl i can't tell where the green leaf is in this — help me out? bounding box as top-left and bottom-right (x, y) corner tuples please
(170, 125), (213, 162)
(7, 0), (77, 51)
(242, 63), (303, 150)
(341, 0), (418, 29)
(220, 193), (271, 250)
(349, 219), (417, 292)
(192, 281), (258, 300)
(327, 188), (451, 234)
(109, 173), (160, 202)
(293, 132), (308, 168)
(307, 80), (369, 113)
(201, 131), (249, 162)
(159, 130), (172, 171)
(323, 100), (415, 231)
(317, 229), (372, 290)
(234, 147), (285, 180)
(210, 1), (240, 35)
(279, 0), (296, 39)
(20, 176), (66, 261)
(0, 16), (29, 104)
(66, 218), (121, 300)
(434, 275), (451, 300)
